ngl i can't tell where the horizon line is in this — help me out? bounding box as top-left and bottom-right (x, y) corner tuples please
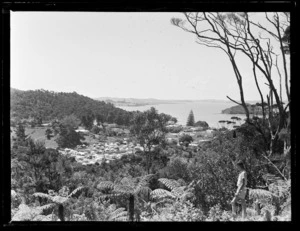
(10, 87), (268, 103)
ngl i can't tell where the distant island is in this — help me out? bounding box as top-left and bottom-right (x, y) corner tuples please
(221, 104), (261, 115)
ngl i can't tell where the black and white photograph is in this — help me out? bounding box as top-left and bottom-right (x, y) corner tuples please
(5, 3), (292, 223)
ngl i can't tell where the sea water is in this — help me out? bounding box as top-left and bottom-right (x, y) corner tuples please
(117, 101), (247, 129)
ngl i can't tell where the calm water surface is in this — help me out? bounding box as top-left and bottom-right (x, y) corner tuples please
(118, 101), (247, 129)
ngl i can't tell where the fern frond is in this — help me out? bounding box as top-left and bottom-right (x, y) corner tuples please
(97, 181), (115, 190)
(262, 173), (282, 184)
(12, 204), (42, 221)
(134, 185), (151, 196)
(39, 203), (56, 212)
(171, 186), (185, 197)
(268, 180), (290, 198)
(98, 192), (123, 200)
(51, 195), (68, 204)
(68, 186), (85, 198)
(120, 177), (136, 188)
(33, 192), (52, 201)
(59, 186), (70, 197)
(113, 215), (128, 221)
(114, 185), (134, 195)
(281, 196), (291, 211)
(107, 204), (117, 213)
(158, 178), (180, 191)
(249, 188), (276, 204)
(138, 174), (156, 187)
(109, 207), (127, 221)
(151, 189), (176, 199)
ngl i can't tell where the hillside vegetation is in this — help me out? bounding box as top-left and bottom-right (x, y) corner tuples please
(10, 104), (291, 222)
(10, 88), (134, 126)
(222, 104), (259, 115)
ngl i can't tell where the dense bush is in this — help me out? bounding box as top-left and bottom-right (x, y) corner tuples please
(91, 125), (101, 134)
(179, 134), (193, 147)
(10, 117), (291, 221)
(194, 120), (209, 129)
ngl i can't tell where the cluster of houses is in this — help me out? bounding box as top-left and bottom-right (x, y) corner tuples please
(166, 125), (215, 146)
(58, 138), (144, 165)
(58, 125), (216, 166)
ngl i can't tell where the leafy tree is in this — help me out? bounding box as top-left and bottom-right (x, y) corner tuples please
(186, 110), (195, 126)
(91, 125), (101, 134)
(170, 117), (178, 124)
(56, 124), (83, 149)
(194, 120), (209, 129)
(179, 134), (193, 147)
(165, 157), (190, 182)
(172, 12), (290, 160)
(15, 123), (27, 142)
(81, 114), (94, 130)
(130, 107), (169, 174)
(13, 140), (73, 201)
(60, 114), (81, 130)
(55, 115), (84, 148)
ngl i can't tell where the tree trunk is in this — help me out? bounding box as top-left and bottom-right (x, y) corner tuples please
(58, 204), (65, 221)
(129, 194), (135, 222)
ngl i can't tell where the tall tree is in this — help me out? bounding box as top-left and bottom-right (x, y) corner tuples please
(55, 115), (83, 148)
(186, 110), (195, 126)
(97, 175), (154, 222)
(15, 123), (27, 142)
(171, 12), (290, 178)
(130, 107), (168, 174)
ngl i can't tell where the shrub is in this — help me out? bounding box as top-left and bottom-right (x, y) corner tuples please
(179, 135), (193, 147)
(207, 204), (231, 221)
(166, 126), (182, 133)
(194, 121), (209, 129)
(91, 125), (101, 134)
(165, 157), (190, 182)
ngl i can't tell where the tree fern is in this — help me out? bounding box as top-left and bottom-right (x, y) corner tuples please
(68, 186), (85, 198)
(107, 206), (128, 221)
(158, 178), (180, 191)
(262, 173), (282, 184)
(151, 189), (176, 199)
(249, 178), (291, 216)
(97, 181), (115, 191)
(96, 175), (154, 221)
(33, 192), (52, 201)
(39, 203), (56, 212)
(152, 178), (195, 203)
(171, 186), (186, 198)
(134, 185), (151, 196)
(249, 188), (275, 203)
(33, 186), (84, 221)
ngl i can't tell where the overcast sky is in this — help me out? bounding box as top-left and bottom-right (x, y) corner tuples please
(11, 12), (286, 101)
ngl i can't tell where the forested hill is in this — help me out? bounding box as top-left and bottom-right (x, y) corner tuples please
(221, 104), (261, 115)
(10, 88), (134, 125)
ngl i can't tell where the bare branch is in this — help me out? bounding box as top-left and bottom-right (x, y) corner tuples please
(226, 96), (242, 106)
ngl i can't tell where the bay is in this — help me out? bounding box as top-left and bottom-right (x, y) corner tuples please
(117, 101), (247, 129)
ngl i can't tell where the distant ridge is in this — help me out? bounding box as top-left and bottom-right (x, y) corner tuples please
(94, 97), (262, 107)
